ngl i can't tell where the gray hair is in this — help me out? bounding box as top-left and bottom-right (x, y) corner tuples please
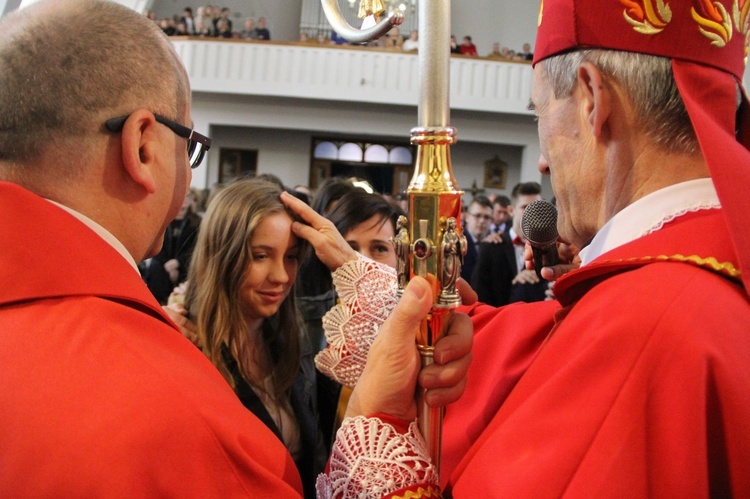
(540, 50), (699, 155)
(0, 0), (187, 172)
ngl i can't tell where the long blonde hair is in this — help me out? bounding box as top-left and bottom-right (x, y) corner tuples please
(185, 180), (306, 400)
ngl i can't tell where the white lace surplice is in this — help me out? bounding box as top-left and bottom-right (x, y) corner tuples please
(315, 256), (439, 498)
(316, 416), (439, 498)
(315, 257), (398, 388)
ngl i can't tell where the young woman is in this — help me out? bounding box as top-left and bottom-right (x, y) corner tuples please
(183, 179), (326, 498)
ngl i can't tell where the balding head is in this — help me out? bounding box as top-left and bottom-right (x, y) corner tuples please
(0, 0), (187, 178)
(0, 0), (194, 262)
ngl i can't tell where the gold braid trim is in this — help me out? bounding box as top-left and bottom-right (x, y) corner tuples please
(387, 485), (442, 499)
(601, 254), (741, 279)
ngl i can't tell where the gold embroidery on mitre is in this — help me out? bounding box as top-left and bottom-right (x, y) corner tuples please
(732, 0), (750, 63)
(604, 254), (741, 280)
(692, 0), (733, 46)
(538, 0), (544, 27)
(388, 485), (442, 499)
(621, 0), (673, 34)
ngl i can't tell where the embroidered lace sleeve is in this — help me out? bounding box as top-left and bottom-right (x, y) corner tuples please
(316, 415), (439, 498)
(315, 255), (398, 387)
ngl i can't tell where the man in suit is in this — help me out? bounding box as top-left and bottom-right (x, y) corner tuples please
(179, 7), (195, 35)
(471, 182), (548, 306)
(490, 194), (511, 235)
(460, 195), (493, 283)
(141, 189), (202, 303)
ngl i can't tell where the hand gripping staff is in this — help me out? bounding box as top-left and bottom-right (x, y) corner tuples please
(319, 0), (464, 474)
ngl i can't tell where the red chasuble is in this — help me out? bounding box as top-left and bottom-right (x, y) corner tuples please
(0, 182), (303, 497)
(444, 208), (750, 497)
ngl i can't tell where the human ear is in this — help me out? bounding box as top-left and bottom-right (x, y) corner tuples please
(577, 62), (611, 139)
(120, 109), (159, 194)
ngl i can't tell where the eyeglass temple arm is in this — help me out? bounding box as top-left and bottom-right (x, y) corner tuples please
(320, 0), (404, 44)
(104, 116), (128, 132)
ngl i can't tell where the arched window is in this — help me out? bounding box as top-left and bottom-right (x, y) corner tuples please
(309, 138), (416, 192)
(364, 144), (389, 163)
(339, 142), (363, 162)
(314, 141), (338, 159)
(389, 146), (413, 164)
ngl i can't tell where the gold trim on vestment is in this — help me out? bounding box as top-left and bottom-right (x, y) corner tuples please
(388, 485), (442, 499)
(602, 254), (741, 279)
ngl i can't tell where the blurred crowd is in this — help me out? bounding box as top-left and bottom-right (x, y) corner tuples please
(145, 5), (533, 61)
(144, 5), (271, 40)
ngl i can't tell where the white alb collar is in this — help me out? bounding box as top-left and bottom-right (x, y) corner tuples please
(579, 178), (720, 266)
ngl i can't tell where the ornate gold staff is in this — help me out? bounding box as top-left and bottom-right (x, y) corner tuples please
(320, 0), (462, 473)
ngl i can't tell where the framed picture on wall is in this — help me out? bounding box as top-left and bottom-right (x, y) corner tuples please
(483, 155), (508, 189)
(309, 160), (331, 190)
(393, 165), (412, 195)
(219, 148), (258, 183)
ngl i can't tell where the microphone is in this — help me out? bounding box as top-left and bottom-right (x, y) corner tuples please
(521, 200), (559, 279)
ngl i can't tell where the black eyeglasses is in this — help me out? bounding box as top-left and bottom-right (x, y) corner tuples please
(105, 114), (211, 169)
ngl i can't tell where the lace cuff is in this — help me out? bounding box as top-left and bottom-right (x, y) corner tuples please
(316, 415), (439, 498)
(315, 255), (398, 387)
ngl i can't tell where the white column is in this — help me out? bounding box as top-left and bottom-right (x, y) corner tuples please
(520, 140), (556, 200)
(519, 140), (541, 183)
(16, 0), (38, 7)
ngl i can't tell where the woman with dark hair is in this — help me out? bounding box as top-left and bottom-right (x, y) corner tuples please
(310, 176), (358, 215)
(295, 189), (405, 447)
(295, 178), (360, 354)
(297, 189), (405, 351)
(326, 189), (403, 267)
(183, 179), (325, 498)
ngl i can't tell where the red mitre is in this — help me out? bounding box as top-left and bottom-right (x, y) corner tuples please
(534, 0), (750, 295)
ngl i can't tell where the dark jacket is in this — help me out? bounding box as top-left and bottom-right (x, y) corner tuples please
(226, 337), (328, 499)
(471, 233), (548, 306)
(141, 213), (200, 303)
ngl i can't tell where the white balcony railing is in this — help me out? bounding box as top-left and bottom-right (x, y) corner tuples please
(171, 38), (534, 116)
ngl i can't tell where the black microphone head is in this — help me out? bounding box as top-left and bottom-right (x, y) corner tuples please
(521, 200), (558, 246)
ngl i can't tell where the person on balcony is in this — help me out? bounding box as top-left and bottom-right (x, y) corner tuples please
(459, 35), (478, 56)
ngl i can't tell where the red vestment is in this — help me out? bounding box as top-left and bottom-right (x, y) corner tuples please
(443, 209), (750, 496)
(0, 182), (302, 497)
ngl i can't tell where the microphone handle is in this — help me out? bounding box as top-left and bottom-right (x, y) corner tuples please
(531, 242), (559, 279)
